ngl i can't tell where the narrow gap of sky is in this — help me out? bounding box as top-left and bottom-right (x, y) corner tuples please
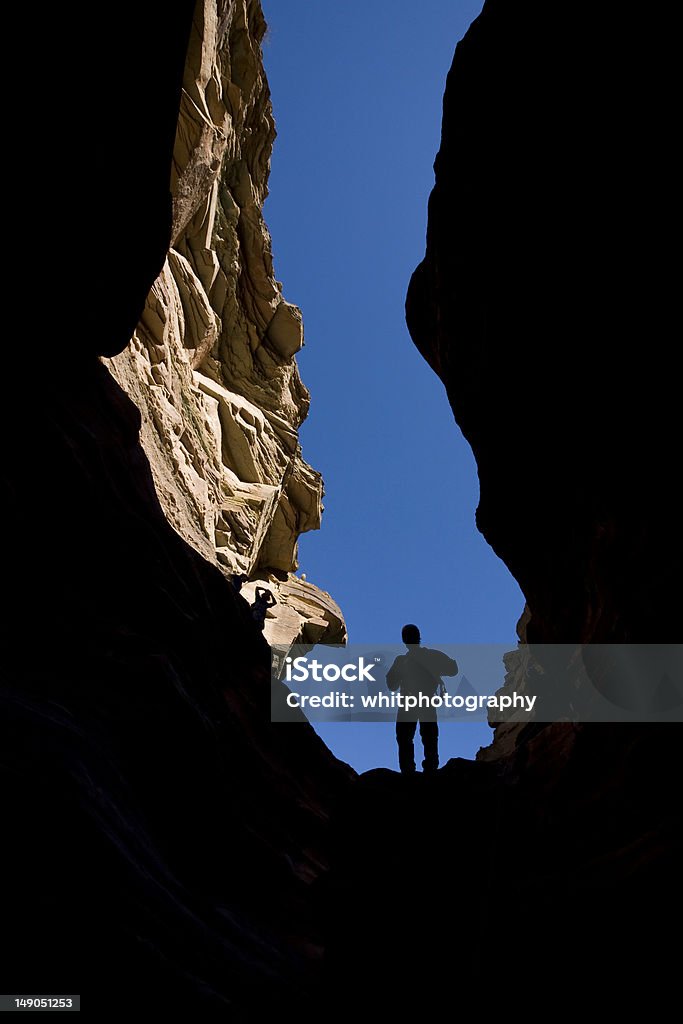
(260, 1), (523, 771)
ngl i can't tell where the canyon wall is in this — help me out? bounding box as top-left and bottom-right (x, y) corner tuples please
(407, 0), (680, 647)
(4, 2), (351, 1015)
(106, 0), (344, 648)
(407, 0), (682, 752)
(380, 0), (682, 1008)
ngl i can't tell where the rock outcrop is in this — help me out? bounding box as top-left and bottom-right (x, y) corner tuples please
(106, 0), (344, 648)
(5, 362), (352, 1014)
(4, 2), (349, 1016)
(407, 0), (682, 751)
(326, 739), (680, 1015)
(407, 0), (681, 650)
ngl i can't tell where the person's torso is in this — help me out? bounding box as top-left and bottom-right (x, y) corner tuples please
(396, 649), (441, 697)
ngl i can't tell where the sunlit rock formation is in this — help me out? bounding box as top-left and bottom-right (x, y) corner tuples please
(106, 0), (344, 647)
(4, 2), (350, 1016)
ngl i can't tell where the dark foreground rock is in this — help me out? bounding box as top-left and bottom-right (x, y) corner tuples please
(325, 736), (680, 1012)
(3, 2), (353, 1016)
(403, 0), (682, 1008)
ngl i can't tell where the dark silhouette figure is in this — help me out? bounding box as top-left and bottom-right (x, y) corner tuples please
(252, 587), (276, 630)
(230, 573), (249, 593)
(386, 624), (458, 774)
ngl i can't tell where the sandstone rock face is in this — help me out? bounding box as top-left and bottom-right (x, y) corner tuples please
(396, 1), (682, 1003)
(407, 0), (681, 652)
(5, 2), (353, 1015)
(106, 0), (344, 647)
(407, 0), (681, 753)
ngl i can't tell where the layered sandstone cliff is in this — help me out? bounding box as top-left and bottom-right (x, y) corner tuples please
(5, 2), (352, 1015)
(106, 0), (343, 648)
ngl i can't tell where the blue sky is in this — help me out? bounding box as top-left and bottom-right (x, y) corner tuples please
(260, 0), (524, 771)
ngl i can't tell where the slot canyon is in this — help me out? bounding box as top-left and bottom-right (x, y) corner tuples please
(4, 1), (680, 1016)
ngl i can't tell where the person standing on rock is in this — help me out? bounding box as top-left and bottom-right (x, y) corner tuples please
(386, 624), (458, 774)
(252, 586), (276, 631)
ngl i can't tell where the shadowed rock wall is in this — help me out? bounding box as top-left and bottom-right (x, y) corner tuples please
(3, 3), (351, 1016)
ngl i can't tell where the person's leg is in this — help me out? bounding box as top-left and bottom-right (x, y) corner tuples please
(419, 718), (439, 772)
(396, 719), (417, 773)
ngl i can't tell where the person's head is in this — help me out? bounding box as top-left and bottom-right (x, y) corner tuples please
(402, 624), (421, 646)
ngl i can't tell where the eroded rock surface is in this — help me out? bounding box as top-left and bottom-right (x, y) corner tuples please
(106, 0), (344, 648)
(407, 0), (680, 651)
(4, 2), (350, 1016)
(407, 0), (682, 751)
(391, 0), (683, 1007)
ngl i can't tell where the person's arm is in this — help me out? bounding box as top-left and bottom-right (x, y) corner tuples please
(427, 649), (458, 676)
(267, 592), (277, 607)
(255, 587), (265, 601)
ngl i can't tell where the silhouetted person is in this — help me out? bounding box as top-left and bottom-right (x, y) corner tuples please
(230, 573), (249, 593)
(252, 586), (276, 630)
(387, 624), (458, 774)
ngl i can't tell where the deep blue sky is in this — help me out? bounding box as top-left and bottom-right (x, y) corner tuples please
(260, 0), (523, 771)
